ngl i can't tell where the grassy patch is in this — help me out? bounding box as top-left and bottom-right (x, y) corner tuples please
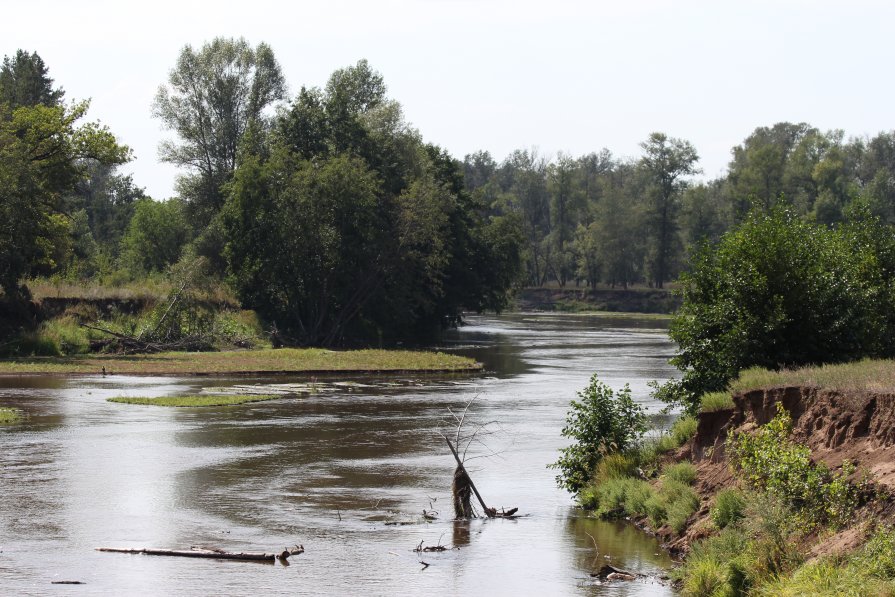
(700, 390), (735, 412)
(0, 407), (23, 424)
(108, 394), (279, 407)
(730, 359), (895, 394)
(0, 347), (481, 375)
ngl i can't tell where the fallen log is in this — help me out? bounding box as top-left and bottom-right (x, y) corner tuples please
(96, 546), (297, 562)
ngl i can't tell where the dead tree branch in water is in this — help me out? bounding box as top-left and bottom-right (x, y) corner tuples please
(440, 395), (518, 519)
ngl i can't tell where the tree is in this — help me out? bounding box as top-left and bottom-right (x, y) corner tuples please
(153, 37), (286, 226)
(661, 205), (895, 413)
(639, 132), (699, 288)
(224, 62), (522, 345)
(0, 101), (129, 299)
(119, 199), (191, 274)
(0, 50), (64, 108)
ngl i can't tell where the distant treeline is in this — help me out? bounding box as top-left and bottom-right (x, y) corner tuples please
(3, 39), (895, 345)
(463, 123), (895, 290)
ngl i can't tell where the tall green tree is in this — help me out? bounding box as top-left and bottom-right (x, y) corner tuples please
(0, 50), (64, 108)
(153, 37), (286, 226)
(639, 132), (699, 288)
(0, 101), (129, 299)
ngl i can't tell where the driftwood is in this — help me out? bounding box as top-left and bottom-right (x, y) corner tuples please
(96, 545), (304, 562)
(591, 564), (639, 581)
(444, 437), (519, 519)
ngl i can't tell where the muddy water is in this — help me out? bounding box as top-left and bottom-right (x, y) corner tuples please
(0, 313), (678, 596)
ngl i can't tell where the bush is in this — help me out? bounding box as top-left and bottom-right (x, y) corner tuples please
(551, 374), (648, 493)
(728, 403), (860, 528)
(664, 462), (697, 485)
(711, 489), (746, 529)
(660, 205), (895, 413)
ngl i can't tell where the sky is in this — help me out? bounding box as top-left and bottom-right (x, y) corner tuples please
(5, 0), (895, 199)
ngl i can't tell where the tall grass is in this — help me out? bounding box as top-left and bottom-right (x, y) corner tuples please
(700, 391), (734, 412)
(730, 359), (895, 393)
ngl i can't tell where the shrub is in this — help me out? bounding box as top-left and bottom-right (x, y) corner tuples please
(659, 205), (895, 413)
(38, 316), (90, 355)
(711, 489), (746, 529)
(681, 558), (733, 597)
(664, 462), (697, 485)
(728, 403), (860, 528)
(551, 374), (648, 493)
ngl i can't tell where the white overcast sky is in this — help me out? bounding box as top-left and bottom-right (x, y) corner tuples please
(5, 0), (894, 199)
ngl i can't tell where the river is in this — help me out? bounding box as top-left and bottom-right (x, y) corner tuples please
(0, 313), (679, 596)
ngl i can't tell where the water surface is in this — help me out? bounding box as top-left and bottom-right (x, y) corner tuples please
(0, 313), (678, 595)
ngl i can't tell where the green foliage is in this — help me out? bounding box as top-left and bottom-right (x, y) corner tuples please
(38, 316), (90, 355)
(153, 37), (286, 226)
(728, 404), (859, 528)
(700, 391), (735, 412)
(664, 462), (697, 485)
(711, 489), (747, 529)
(0, 99), (129, 298)
(119, 199), (190, 275)
(551, 375), (647, 493)
(662, 204), (895, 413)
(0, 49), (64, 108)
(581, 457), (699, 534)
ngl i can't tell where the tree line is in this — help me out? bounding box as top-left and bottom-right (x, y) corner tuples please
(464, 123), (895, 290)
(3, 38), (895, 348)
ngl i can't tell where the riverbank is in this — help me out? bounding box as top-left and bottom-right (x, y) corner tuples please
(579, 359), (895, 595)
(0, 347), (481, 376)
(514, 287), (680, 314)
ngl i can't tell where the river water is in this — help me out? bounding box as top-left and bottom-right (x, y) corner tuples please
(0, 313), (679, 596)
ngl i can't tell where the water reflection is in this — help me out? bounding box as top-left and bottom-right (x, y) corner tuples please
(0, 313), (679, 595)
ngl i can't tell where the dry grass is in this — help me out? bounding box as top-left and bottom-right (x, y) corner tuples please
(27, 277), (239, 307)
(730, 359), (895, 394)
(0, 348), (482, 376)
(108, 394), (279, 407)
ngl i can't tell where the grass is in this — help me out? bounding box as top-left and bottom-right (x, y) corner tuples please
(108, 394), (279, 407)
(700, 390), (735, 412)
(0, 347), (481, 376)
(0, 407), (23, 424)
(730, 359), (895, 394)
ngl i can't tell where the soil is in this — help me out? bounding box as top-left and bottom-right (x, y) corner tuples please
(666, 386), (895, 556)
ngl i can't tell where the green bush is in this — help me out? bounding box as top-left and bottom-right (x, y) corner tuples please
(711, 489), (746, 529)
(551, 374), (648, 493)
(39, 316), (90, 355)
(664, 462), (697, 485)
(659, 205), (895, 413)
(728, 403), (859, 528)
(681, 558), (734, 597)
(857, 527), (895, 579)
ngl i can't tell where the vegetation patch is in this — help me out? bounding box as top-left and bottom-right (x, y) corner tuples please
(728, 404), (861, 529)
(0, 407), (23, 424)
(108, 394), (279, 407)
(730, 359), (895, 394)
(700, 390), (734, 412)
(0, 347), (481, 375)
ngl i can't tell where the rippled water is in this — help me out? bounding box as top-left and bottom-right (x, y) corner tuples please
(0, 313), (679, 596)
